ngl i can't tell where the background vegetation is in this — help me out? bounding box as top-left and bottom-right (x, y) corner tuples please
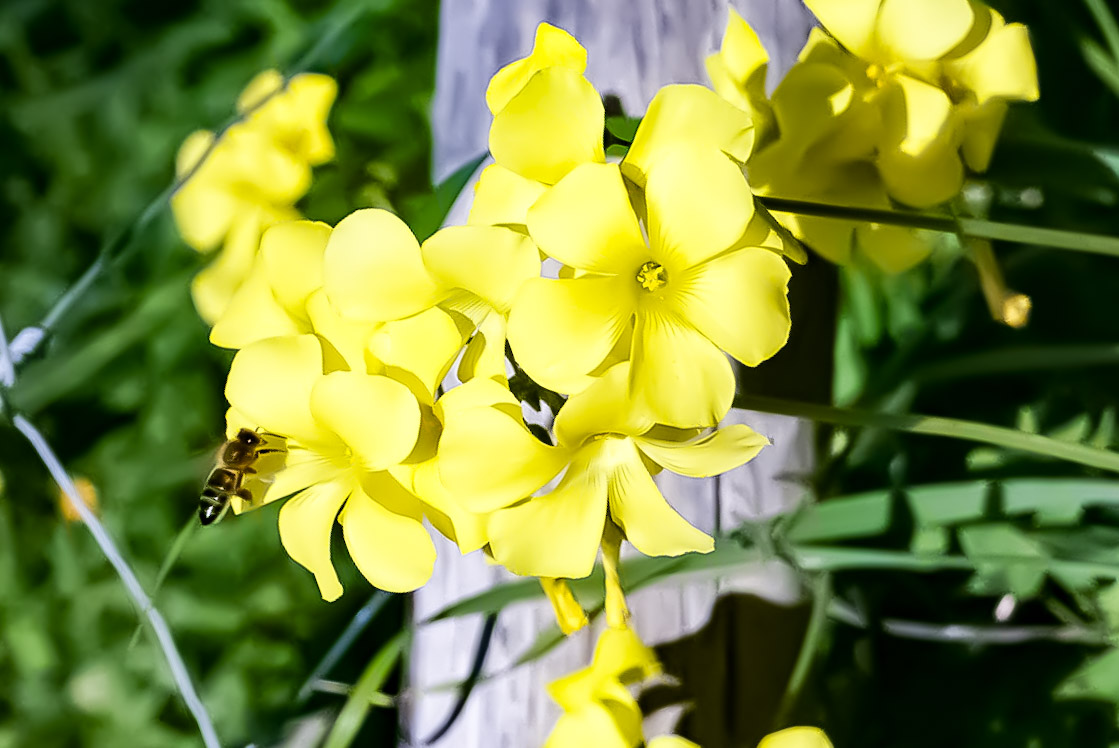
(3, 0), (1119, 746)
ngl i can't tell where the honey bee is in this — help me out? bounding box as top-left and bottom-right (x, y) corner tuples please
(198, 428), (283, 526)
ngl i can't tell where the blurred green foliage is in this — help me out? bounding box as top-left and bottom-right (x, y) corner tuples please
(0, 0), (434, 744)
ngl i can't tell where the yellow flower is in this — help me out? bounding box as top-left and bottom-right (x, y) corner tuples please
(711, 3), (1037, 272)
(437, 363), (768, 579)
(758, 727), (834, 748)
(225, 334), (437, 601)
(544, 626), (660, 748)
(323, 208), (540, 383)
(172, 71), (336, 323)
(237, 70), (337, 166)
(506, 144), (791, 426)
(469, 22), (604, 227)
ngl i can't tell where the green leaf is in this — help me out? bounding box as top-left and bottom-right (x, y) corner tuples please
(733, 394), (1119, 475)
(785, 491), (892, 544)
(605, 115), (641, 142)
(1058, 648), (1119, 701)
(958, 524), (1048, 598)
(906, 482), (989, 529)
(322, 631), (404, 748)
(1003, 479), (1119, 525)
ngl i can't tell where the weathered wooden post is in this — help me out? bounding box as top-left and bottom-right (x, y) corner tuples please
(405, 2), (826, 745)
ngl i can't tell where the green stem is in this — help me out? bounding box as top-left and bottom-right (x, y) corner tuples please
(757, 196), (1119, 258)
(734, 394), (1119, 474)
(773, 572), (832, 729)
(323, 631), (404, 748)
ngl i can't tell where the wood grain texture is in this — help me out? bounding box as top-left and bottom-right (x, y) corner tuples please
(405, 2), (817, 746)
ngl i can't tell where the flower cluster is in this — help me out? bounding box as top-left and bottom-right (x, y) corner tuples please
(543, 624), (834, 748)
(708, 0), (1038, 271)
(196, 24), (791, 616)
(171, 70), (336, 323)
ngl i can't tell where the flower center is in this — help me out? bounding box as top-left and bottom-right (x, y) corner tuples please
(635, 261), (667, 292)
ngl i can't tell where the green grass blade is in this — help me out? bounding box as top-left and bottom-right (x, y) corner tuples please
(322, 631), (404, 748)
(735, 394), (1119, 474)
(1084, 0), (1119, 63)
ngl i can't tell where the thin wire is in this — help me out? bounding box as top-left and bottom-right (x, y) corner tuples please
(11, 413), (221, 747)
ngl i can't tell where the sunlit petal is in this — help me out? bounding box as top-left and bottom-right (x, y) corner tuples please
(323, 208), (444, 322)
(422, 225), (540, 313)
(507, 276), (635, 394)
(209, 258), (304, 349)
(487, 458), (607, 578)
(802, 0), (882, 59)
(310, 372), (420, 470)
(631, 310), (735, 428)
(673, 247), (791, 366)
(259, 220), (331, 320)
(645, 145), (754, 270)
(341, 481), (436, 593)
(370, 306), (469, 399)
(226, 334), (334, 444)
(490, 67), (605, 185)
(554, 363), (654, 449)
(949, 22), (1039, 105)
(633, 424), (769, 477)
(600, 439), (713, 558)
(486, 23), (587, 114)
(278, 480), (349, 601)
(526, 162), (648, 274)
(467, 164), (550, 227)
(757, 727), (835, 748)
(438, 406), (568, 513)
(305, 289), (381, 373)
(877, 0), (974, 61)
(623, 85), (754, 186)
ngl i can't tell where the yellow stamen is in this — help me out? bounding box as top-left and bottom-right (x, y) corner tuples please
(635, 261), (667, 292)
(540, 578), (588, 635)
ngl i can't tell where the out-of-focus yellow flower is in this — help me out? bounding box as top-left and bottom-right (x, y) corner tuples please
(711, 2), (1037, 272)
(507, 146), (790, 426)
(757, 727), (834, 748)
(59, 476), (99, 523)
(437, 363), (767, 580)
(225, 334), (437, 601)
(323, 208), (539, 383)
(172, 70), (336, 323)
(544, 625), (660, 748)
(469, 23), (604, 227)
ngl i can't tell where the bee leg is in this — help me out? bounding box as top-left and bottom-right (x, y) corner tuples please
(257, 448), (285, 456)
(236, 488), (255, 510)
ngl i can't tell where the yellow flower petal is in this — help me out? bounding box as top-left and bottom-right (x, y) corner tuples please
(878, 139), (964, 208)
(645, 145), (754, 270)
(226, 334), (334, 444)
(648, 737), (700, 748)
(634, 423), (769, 477)
(487, 455), (607, 578)
(544, 703), (631, 748)
(803, 0), (882, 59)
(305, 289), (381, 373)
(526, 162), (648, 274)
(422, 225), (540, 313)
(467, 163), (549, 227)
(490, 66), (605, 185)
(631, 310), (735, 428)
(757, 727), (835, 748)
(323, 208), (444, 322)
(599, 438), (713, 558)
(856, 222), (935, 273)
(881, 73), (957, 157)
(278, 480), (349, 601)
(340, 480), (436, 593)
(438, 406), (568, 513)
(436, 376), (521, 417)
(959, 100), (1009, 173)
(539, 578), (589, 635)
(486, 23), (587, 114)
(407, 460), (488, 553)
(259, 220), (331, 321)
(507, 276), (635, 394)
(209, 258), (304, 349)
(623, 84), (755, 186)
(190, 210), (271, 324)
(673, 247), (791, 367)
(369, 306), (469, 399)
(457, 312), (509, 383)
(310, 372), (420, 470)
(949, 21), (1039, 105)
(554, 363), (654, 449)
(877, 0), (974, 61)
(591, 625), (661, 682)
(718, 8), (769, 91)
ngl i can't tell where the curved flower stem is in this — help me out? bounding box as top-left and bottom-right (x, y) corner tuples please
(11, 413), (221, 747)
(734, 394), (1119, 474)
(773, 572), (831, 730)
(757, 195), (1119, 258)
